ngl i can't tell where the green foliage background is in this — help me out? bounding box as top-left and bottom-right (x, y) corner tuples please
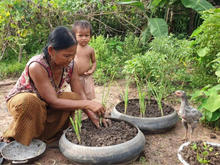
(0, 0), (219, 126)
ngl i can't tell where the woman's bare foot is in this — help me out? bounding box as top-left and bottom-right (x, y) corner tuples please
(0, 136), (14, 143)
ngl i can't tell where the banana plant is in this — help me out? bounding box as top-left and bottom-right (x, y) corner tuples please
(118, 0), (214, 38)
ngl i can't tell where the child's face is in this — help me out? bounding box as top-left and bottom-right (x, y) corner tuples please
(75, 27), (91, 47)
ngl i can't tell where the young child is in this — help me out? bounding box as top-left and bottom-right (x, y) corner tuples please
(72, 20), (96, 100)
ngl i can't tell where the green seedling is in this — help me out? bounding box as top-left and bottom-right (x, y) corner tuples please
(135, 77), (147, 117)
(147, 81), (164, 116)
(124, 79), (130, 114)
(101, 72), (115, 125)
(190, 142), (216, 164)
(191, 143), (197, 150)
(197, 153), (210, 164)
(114, 80), (130, 114)
(69, 110), (82, 144)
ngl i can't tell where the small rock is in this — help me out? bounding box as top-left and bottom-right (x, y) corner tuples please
(210, 133), (217, 139)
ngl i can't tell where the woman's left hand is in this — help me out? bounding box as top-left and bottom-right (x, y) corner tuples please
(86, 110), (101, 128)
(85, 110), (111, 128)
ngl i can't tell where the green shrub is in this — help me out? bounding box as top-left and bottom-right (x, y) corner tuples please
(0, 59), (26, 79)
(90, 34), (145, 85)
(191, 84), (220, 128)
(191, 8), (220, 79)
(123, 35), (218, 92)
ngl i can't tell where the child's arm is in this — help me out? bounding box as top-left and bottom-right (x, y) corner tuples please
(84, 48), (96, 75)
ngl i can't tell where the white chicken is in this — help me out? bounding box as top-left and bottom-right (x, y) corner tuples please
(175, 90), (203, 141)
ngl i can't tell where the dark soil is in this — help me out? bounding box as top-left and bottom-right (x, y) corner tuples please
(116, 99), (175, 117)
(180, 140), (220, 165)
(66, 119), (137, 146)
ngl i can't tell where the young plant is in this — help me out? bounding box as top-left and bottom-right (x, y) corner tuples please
(69, 110), (82, 144)
(191, 141), (215, 164)
(135, 77), (147, 117)
(102, 72), (115, 107)
(123, 80), (130, 114)
(147, 81), (164, 116)
(114, 79), (130, 114)
(100, 72), (115, 125)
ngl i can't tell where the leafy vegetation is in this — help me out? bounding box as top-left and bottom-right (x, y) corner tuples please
(0, 0), (219, 127)
(191, 8), (220, 81)
(191, 84), (220, 128)
(191, 141), (215, 164)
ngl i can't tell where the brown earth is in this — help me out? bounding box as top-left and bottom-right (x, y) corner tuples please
(0, 79), (219, 165)
(180, 140), (220, 165)
(66, 119), (137, 146)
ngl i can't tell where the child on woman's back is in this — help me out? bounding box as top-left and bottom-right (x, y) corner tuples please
(72, 20), (96, 100)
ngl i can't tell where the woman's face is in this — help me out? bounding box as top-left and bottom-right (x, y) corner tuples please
(49, 45), (77, 67)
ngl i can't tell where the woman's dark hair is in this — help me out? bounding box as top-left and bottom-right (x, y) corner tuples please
(72, 20), (92, 36)
(43, 26), (77, 58)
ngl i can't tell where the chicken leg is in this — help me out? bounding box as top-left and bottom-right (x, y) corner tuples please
(182, 120), (188, 141)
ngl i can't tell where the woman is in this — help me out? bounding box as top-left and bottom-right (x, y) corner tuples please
(1, 26), (106, 146)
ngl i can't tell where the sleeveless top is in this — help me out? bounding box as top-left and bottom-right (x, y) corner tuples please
(6, 54), (74, 102)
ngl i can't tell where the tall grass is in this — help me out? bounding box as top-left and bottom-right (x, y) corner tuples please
(0, 59), (26, 79)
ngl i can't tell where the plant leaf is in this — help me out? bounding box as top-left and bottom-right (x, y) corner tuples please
(140, 26), (151, 43)
(117, 1), (145, 10)
(197, 47), (209, 57)
(202, 93), (220, 112)
(210, 110), (220, 121)
(148, 18), (168, 37)
(181, 0), (214, 12)
(215, 70), (220, 78)
(191, 26), (202, 37)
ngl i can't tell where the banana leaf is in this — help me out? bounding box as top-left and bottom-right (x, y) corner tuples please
(181, 0), (214, 12)
(148, 18), (168, 37)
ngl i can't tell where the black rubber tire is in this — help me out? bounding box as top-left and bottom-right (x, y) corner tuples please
(111, 100), (179, 133)
(59, 119), (145, 165)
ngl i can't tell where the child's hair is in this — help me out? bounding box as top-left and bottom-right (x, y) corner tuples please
(43, 26), (77, 57)
(72, 20), (92, 36)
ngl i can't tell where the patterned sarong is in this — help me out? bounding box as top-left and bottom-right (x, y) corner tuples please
(3, 92), (80, 146)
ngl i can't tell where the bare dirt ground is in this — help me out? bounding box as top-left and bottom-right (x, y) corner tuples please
(0, 79), (219, 165)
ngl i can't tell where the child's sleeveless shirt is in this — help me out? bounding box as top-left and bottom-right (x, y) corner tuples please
(6, 54), (74, 102)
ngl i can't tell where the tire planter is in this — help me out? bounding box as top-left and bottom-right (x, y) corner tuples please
(178, 141), (220, 165)
(111, 99), (178, 133)
(59, 118), (145, 165)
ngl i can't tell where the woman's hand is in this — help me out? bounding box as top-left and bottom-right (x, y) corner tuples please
(85, 110), (112, 128)
(85, 110), (101, 128)
(84, 101), (105, 116)
(101, 118), (112, 128)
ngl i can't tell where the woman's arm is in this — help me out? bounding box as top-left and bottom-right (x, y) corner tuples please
(28, 62), (104, 115)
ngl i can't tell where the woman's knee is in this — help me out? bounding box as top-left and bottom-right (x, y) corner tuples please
(8, 93), (46, 113)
